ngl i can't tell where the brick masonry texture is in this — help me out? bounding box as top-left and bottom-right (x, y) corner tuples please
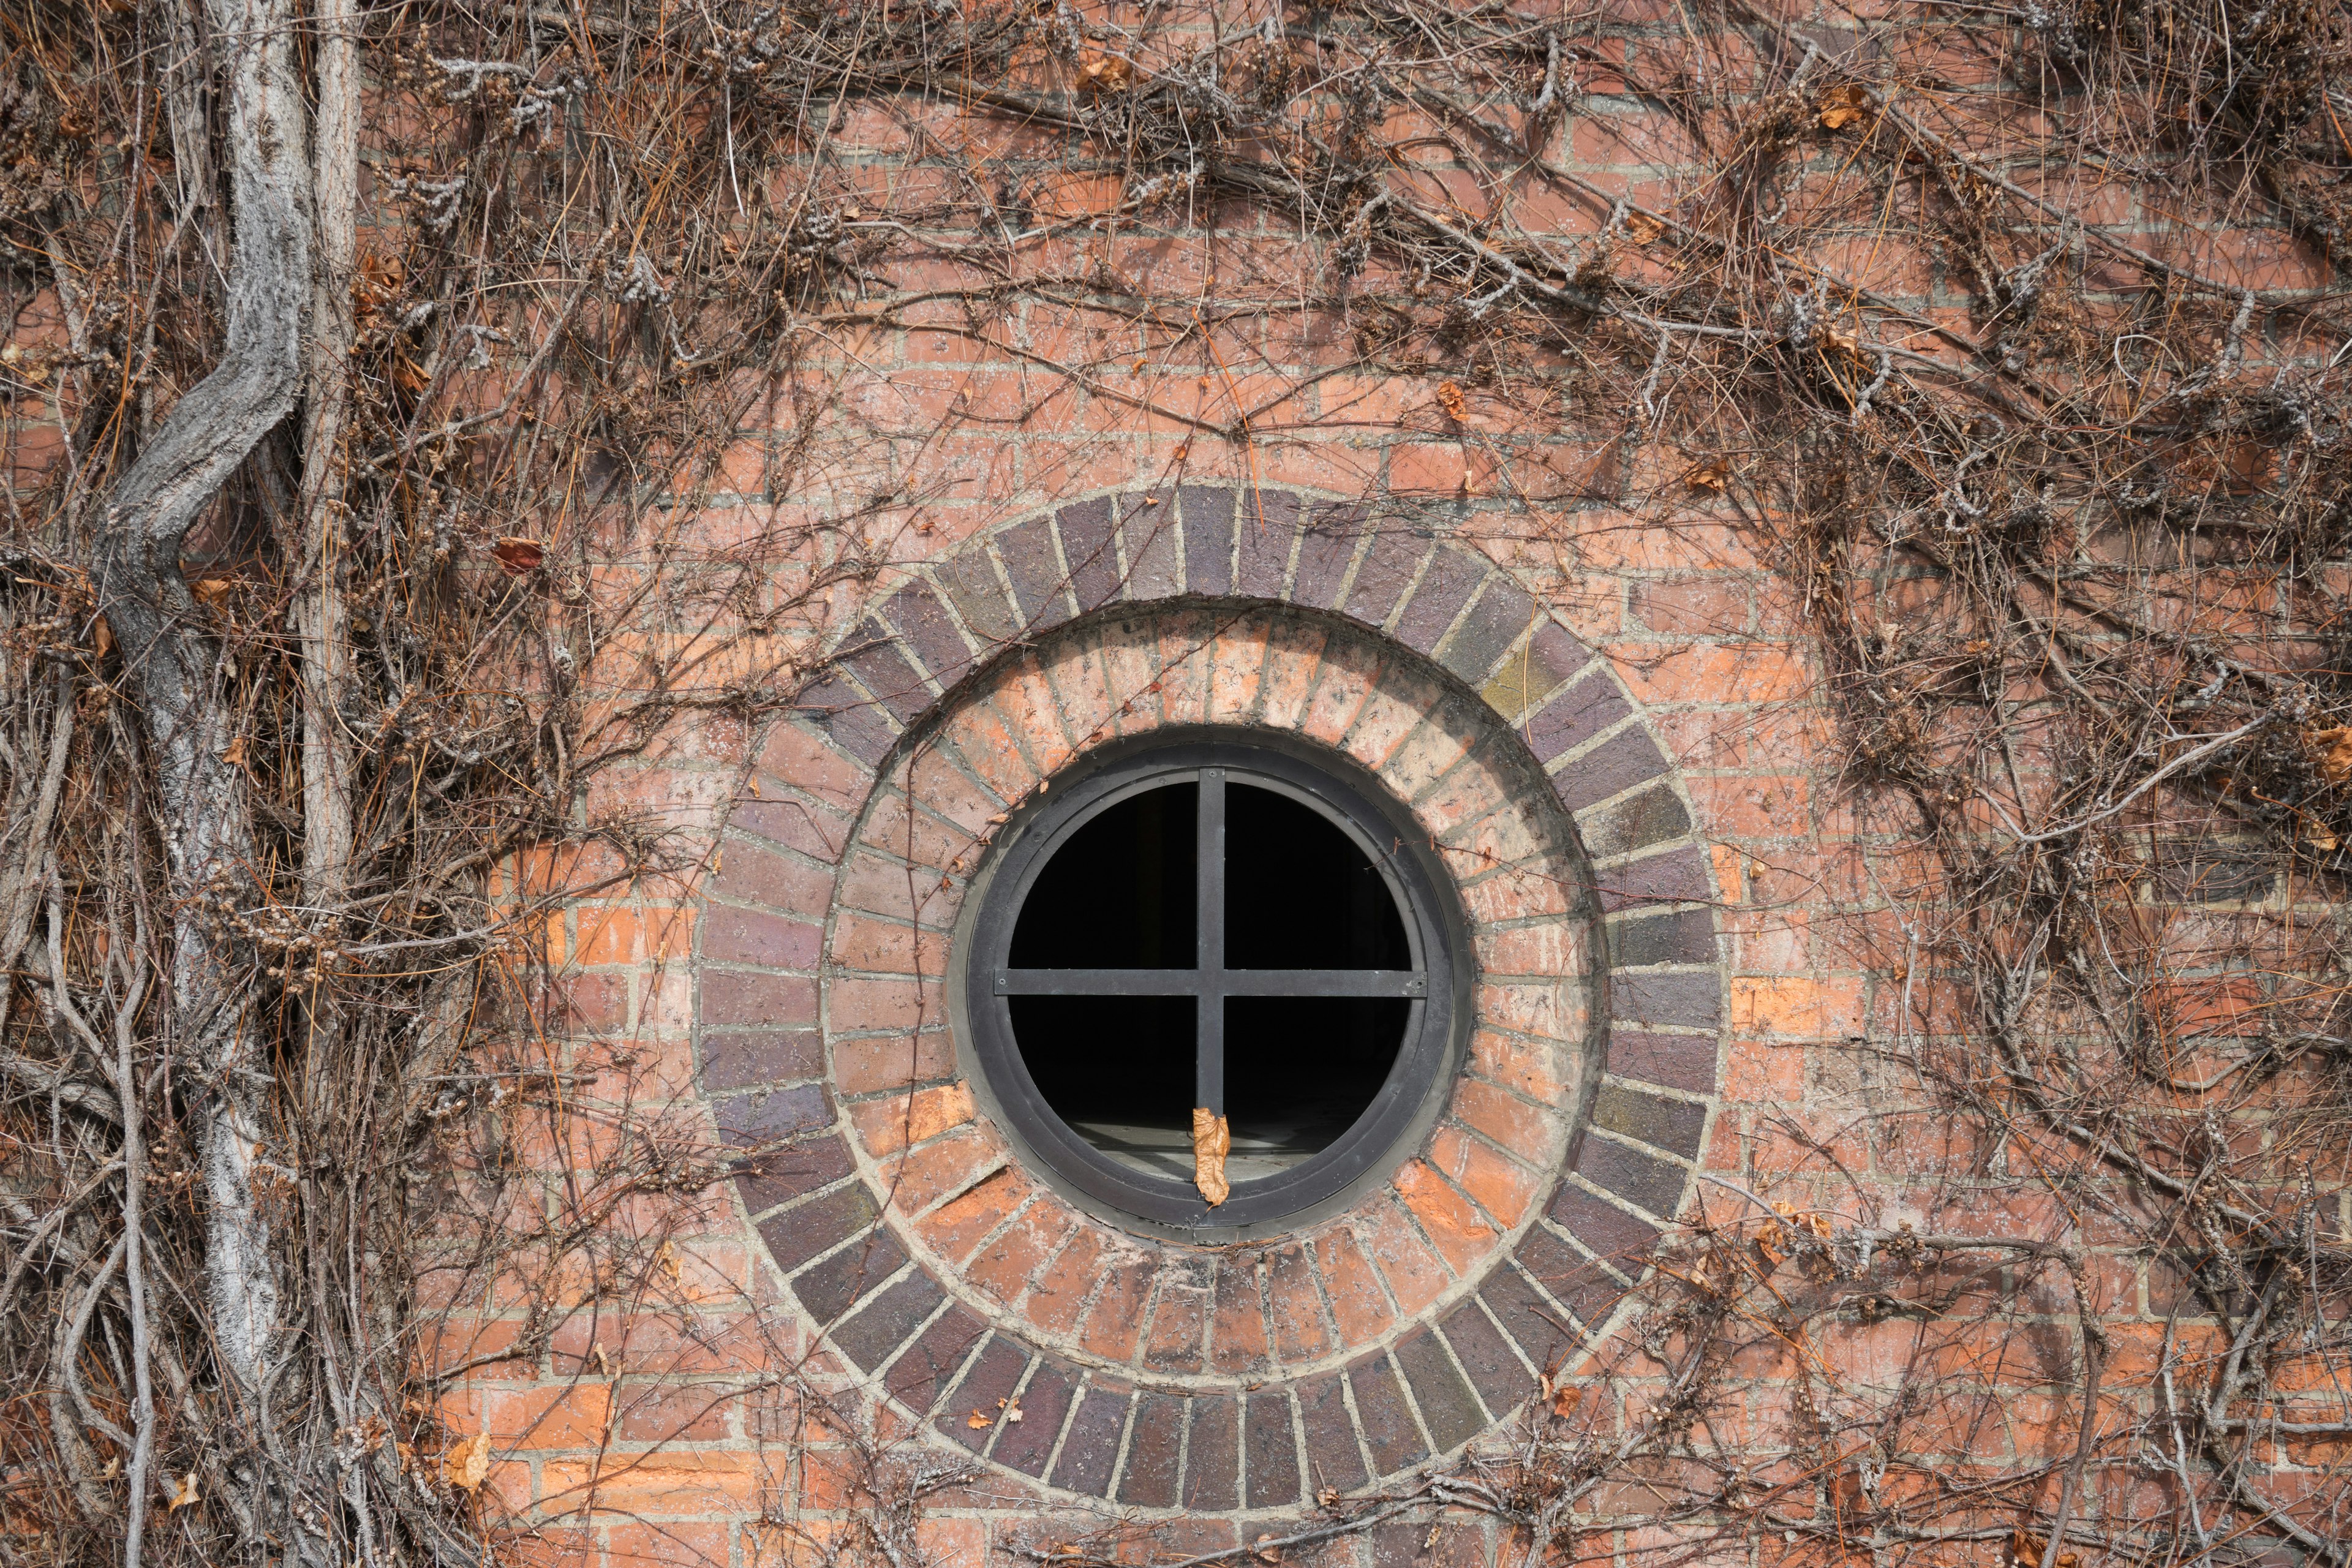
(692, 484), (1728, 1519)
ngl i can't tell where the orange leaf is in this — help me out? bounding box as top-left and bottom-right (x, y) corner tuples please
(1077, 51), (1133, 94)
(965, 1409), (993, 1430)
(1436, 380), (1467, 421)
(1623, 211), (1665, 244)
(1819, 84), (1871, 130)
(165, 1471), (200, 1512)
(445, 1432), (491, 1492)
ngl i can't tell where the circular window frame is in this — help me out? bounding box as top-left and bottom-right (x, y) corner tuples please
(952, 727), (1472, 1240)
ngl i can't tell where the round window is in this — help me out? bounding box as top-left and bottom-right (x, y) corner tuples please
(958, 732), (1468, 1234)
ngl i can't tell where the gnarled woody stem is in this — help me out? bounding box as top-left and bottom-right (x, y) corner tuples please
(93, 0), (311, 1504)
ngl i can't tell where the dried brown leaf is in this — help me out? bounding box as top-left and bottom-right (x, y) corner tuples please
(445, 1431), (491, 1492)
(165, 1471), (200, 1512)
(493, 537), (548, 574)
(1819, 84), (1871, 129)
(1436, 380), (1467, 421)
(1191, 1106), (1231, 1207)
(1077, 51), (1133, 94)
(1623, 210), (1665, 244)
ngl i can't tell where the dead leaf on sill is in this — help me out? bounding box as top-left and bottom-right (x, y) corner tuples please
(165, 1471), (200, 1512)
(445, 1431), (491, 1493)
(1191, 1106), (1231, 1207)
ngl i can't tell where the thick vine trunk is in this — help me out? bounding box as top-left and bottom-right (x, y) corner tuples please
(94, 0), (312, 1497)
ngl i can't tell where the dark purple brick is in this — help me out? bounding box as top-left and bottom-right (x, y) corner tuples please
(1591, 1084), (1708, 1159)
(1510, 1227), (1627, 1335)
(1504, 619), (1594, 713)
(793, 675), (897, 765)
(1048, 1380), (1132, 1498)
(1236, 488), (1302, 598)
(1594, 843), (1713, 912)
(1293, 502), (1368, 608)
(699, 970), (818, 1029)
(1544, 1188), (1661, 1277)
(1607, 1030), (1719, 1094)
(883, 1304), (986, 1417)
(700, 1028), (822, 1093)
(757, 1183), (877, 1272)
(936, 549), (1020, 645)
(837, 622), (933, 723)
(937, 1334), (1031, 1452)
(1607, 910), (1717, 968)
(794, 1226), (907, 1322)
(1116, 1390), (1185, 1506)
(1181, 485), (1237, 596)
(701, 905), (822, 969)
(996, 516), (1071, 629)
(990, 1357), (1076, 1477)
(881, 584), (976, 690)
(1554, 728), (1673, 815)
(1243, 1391), (1301, 1509)
(1581, 783), (1692, 858)
(1394, 1330), (1484, 1452)
(1438, 573), (1538, 686)
(1393, 546), (1486, 655)
(733, 1131), (854, 1215)
(715, 1082), (831, 1150)
(1611, 969), (1723, 1030)
(1520, 668), (1632, 766)
(1297, 1373), (1368, 1496)
(1057, 496), (1122, 611)
(1183, 1395), (1240, 1510)
(1343, 526), (1432, 629)
(1480, 1264), (1580, 1378)
(1576, 1134), (1691, 1219)
(831, 1268), (944, 1370)
(1441, 1298), (1536, 1418)
(1120, 492), (1183, 598)
(1348, 1353), (1428, 1476)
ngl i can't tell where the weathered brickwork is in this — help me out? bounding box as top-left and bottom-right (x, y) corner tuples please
(694, 484), (1727, 1517)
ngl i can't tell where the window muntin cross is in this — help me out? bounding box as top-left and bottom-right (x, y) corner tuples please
(990, 769), (1427, 1121)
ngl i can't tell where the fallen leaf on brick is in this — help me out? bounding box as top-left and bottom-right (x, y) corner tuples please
(1253, 1535), (1283, 1562)
(492, 537), (547, 574)
(445, 1431), (491, 1492)
(965, 1409), (993, 1429)
(1623, 210), (1665, 244)
(998, 1395), (1023, 1423)
(1684, 457), (1730, 492)
(1436, 380), (1467, 421)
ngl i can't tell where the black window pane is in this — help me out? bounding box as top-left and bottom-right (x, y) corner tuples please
(1224, 997), (1410, 1179)
(1009, 783), (1196, 968)
(1225, 783), (1409, 970)
(1009, 996), (1195, 1178)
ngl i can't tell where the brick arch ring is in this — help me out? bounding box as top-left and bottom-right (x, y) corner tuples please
(696, 485), (1725, 1515)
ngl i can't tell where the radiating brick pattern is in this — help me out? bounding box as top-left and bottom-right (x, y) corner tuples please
(695, 484), (1726, 1515)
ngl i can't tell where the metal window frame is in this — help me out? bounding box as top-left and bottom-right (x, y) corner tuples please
(952, 728), (1470, 1235)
